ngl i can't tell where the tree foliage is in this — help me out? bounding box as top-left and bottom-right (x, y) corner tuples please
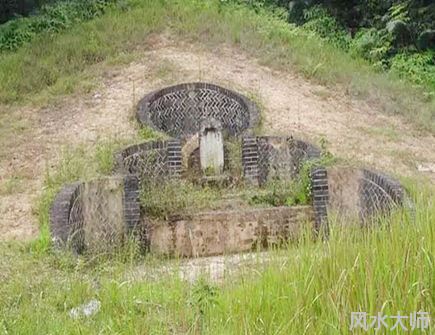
(0, 0), (115, 51)
(0, 0), (53, 24)
(244, 0), (434, 91)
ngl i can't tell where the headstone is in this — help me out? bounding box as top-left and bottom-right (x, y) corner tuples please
(199, 119), (224, 175)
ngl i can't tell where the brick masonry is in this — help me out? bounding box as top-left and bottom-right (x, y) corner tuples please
(49, 177), (140, 254)
(313, 166), (409, 229)
(310, 167), (329, 236)
(242, 136), (321, 186)
(50, 182), (83, 251)
(359, 169), (406, 220)
(137, 82), (260, 138)
(50, 82), (411, 255)
(123, 175), (141, 231)
(242, 136), (260, 185)
(115, 139), (183, 182)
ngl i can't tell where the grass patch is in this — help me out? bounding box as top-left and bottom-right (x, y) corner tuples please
(0, 175), (25, 196)
(140, 180), (225, 219)
(140, 173), (313, 220)
(139, 178), (312, 220)
(0, 0), (433, 132)
(138, 126), (167, 141)
(0, 182), (433, 334)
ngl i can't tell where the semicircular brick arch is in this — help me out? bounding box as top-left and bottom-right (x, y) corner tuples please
(137, 82), (260, 137)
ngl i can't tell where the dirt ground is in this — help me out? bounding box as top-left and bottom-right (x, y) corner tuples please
(1, 36), (434, 240)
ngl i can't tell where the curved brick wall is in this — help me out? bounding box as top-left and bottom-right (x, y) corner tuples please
(359, 169), (406, 219)
(50, 182), (84, 252)
(137, 83), (260, 137)
(242, 136), (321, 185)
(115, 140), (182, 181)
(311, 167), (409, 232)
(50, 176), (140, 253)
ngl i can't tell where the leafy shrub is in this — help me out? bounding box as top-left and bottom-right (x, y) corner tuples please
(387, 1), (410, 23)
(0, 0), (42, 24)
(390, 51), (435, 91)
(249, 159), (317, 208)
(249, 179), (301, 207)
(350, 28), (392, 67)
(287, 0), (306, 25)
(0, 0), (115, 52)
(417, 29), (435, 51)
(302, 5), (350, 50)
(386, 19), (411, 47)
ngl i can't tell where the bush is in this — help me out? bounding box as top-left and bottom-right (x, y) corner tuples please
(417, 29), (435, 51)
(302, 5), (350, 50)
(140, 180), (223, 219)
(287, 0), (306, 25)
(0, 0), (44, 24)
(350, 28), (392, 67)
(0, 0), (115, 52)
(390, 51), (435, 92)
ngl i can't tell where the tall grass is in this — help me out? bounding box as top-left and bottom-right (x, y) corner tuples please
(0, 184), (433, 334)
(0, 0), (433, 131)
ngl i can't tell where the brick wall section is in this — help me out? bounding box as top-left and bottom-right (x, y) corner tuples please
(50, 177), (141, 253)
(148, 206), (314, 257)
(242, 136), (260, 185)
(137, 82), (260, 138)
(257, 137), (272, 184)
(49, 182), (82, 249)
(359, 169), (405, 219)
(242, 136), (321, 186)
(115, 139), (182, 182)
(323, 167), (409, 227)
(310, 167), (329, 235)
(123, 175), (141, 231)
(294, 139), (322, 159)
(167, 139), (183, 178)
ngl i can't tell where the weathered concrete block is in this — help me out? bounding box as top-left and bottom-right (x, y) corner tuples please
(199, 118), (224, 174)
(147, 206), (314, 258)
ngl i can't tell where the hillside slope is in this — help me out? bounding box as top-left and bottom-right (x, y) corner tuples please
(0, 35), (434, 240)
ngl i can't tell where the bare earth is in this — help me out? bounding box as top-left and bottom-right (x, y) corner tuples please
(1, 37), (434, 240)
